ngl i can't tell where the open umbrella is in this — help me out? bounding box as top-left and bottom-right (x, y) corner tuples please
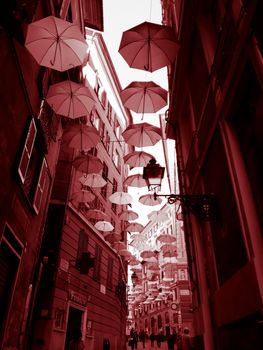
(140, 250), (158, 259)
(25, 16), (88, 72)
(72, 154), (103, 174)
(109, 191), (133, 205)
(123, 151), (154, 168)
(71, 190), (95, 203)
(118, 210), (139, 221)
(122, 122), (162, 147)
(94, 220), (114, 232)
(62, 124), (100, 150)
(139, 194), (162, 206)
(85, 209), (108, 221)
(113, 241), (127, 251)
(118, 21), (179, 72)
(120, 81), (167, 114)
(125, 222), (144, 233)
(103, 232), (122, 244)
(156, 234), (176, 244)
(123, 174), (147, 188)
(79, 173), (106, 188)
(160, 243), (177, 253)
(46, 80), (95, 119)
(148, 211), (169, 222)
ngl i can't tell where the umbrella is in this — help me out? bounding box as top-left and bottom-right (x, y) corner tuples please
(25, 16), (88, 72)
(148, 211), (169, 222)
(94, 220), (114, 232)
(140, 250), (158, 259)
(113, 241), (127, 251)
(123, 174), (147, 188)
(46, 80), (95, 119)
(160, 243), (177, 253)
(123, 151), (154, 168)
(62, 124), (100, 150)
(122, 122), (162, 147)
(109, 191), (133, 205)
(85, 209), (108, 221)
(79, 173), (106, 188)
(120, 81), (167, 114)
(156, 234), (176, 244)
(118, 21), (179, 72)
(139, 194), (162, 206)
(71, 190), (95, 203)
(163, 250), (177, 258)
(72, 154), (103, 174)
(125, 222), (144, 232)
(118, 249), (132, 258)
(118, 210), (139, 221)
(129, 259), (141, 266)
(103, 232), (122, 243)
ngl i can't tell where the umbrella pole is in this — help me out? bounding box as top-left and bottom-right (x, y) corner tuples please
(141, 87), (146, 121)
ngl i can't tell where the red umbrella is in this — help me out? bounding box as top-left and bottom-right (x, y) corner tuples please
(94, 220), (114, 232)
(104, 232), (122, 244)
(62, 124), (100, 150)
(46, 80), (95, 119)
(109, 192), (133, 205)
(123, 151), (154, 168)
(139, 194), (162, 206)
(123, 174), (147, 188)
(122, 122), (162, 147)
(79, 173), (106, 188)
(25, 16), (88, 72)
(72, 154), (103, 174)
(120, 81), (167, 114)
(156, 234), (176, 244)
(125, 222), (144, 233)
(118, 210), (139, 221)
(71, 190), (95, 203)
(118, 21), (179, 72)
(85, 209), (108, 221)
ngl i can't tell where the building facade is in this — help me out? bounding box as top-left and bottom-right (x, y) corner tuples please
(162, 0), (263, 349)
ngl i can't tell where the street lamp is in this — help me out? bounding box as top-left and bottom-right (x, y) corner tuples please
(143, 159), (217, 221)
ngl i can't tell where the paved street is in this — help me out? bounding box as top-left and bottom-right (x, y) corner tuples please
(126, 340), (174, 350)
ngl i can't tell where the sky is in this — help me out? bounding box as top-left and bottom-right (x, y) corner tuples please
(102, 0), (174, 226)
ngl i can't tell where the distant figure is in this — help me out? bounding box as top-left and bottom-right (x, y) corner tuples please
(167, 329), (177, 350)
(69, 328), (85, 350)
(133, 330), (139, 349)
(178, 327), (193, 350)
(129, 328), (135, 350)
(149, 332), (155, 347)
(103, 338), (110, 350)
(139, 329), (146, 348)
(156, 332), (162, 348)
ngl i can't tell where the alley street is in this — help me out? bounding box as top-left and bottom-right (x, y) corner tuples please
(126, 340), (176, 350)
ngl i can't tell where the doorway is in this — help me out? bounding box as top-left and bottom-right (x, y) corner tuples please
(64, 307), (83, 350)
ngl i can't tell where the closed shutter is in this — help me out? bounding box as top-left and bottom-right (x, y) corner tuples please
(18, 118), (37, 183)
(83, 0), (104, 31)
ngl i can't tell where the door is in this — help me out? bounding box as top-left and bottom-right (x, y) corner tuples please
(64, 307), (83, 350)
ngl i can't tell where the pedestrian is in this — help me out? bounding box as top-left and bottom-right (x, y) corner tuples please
(68, 328), (85, 350)
(177, 327), (193, 350)
(129, 328), (135, 350)
(149, 332), (155, 348)
(167, 329), (177, 350)
(156, 331), (162, 348)
(139, 329), (146, 348)
(133, 330), (138, 349)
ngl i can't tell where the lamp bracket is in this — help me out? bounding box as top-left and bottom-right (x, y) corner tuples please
(153, 192), (217, 221)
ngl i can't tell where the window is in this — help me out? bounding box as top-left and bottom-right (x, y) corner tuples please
(77, 229), (89, 259)
(82, 0), (104, 31)
(18, 118), (48, 214)
(106, 256), (113, 289)
(90, 111), (100, 130)
(93, 244), (102, 282)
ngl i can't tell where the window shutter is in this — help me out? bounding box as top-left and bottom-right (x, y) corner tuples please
(83, 0), (104, 31)
(77, 229), (89, 259)
(33, 158), (48, 214)
(18, 118), (37, 183)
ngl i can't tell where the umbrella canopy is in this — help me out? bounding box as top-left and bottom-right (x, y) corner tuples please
(71, 190), (95, 203)
(94, 220), (114, 232)
(122, 122), (162, 147)
(118, 21), (179, 72)
(123, 174), (147, 188)
(156, 234), (176, 244)
(138, 194), (162, 206)
(85, 209), (108, 221)
(123, 151), (154, 168)
(120, 81), (167, 114)
(62, 124), (100, 150)
(129, 258), (141, 266)
(72, 154), (103, 174)
(103, 232), (122, 244)
(113, 241), (127, 251)
(140, 250), (158, 259)
(109, 191), (133, 205)
(148, 210), (169, 222)
(46, 80), (95, 119)
(160, 243), (177, 253)
(79, 173), (106, 188)
(163, 250), (177, 258)
(118, 249), (132, 259)
(118, 210), (139, 221)
(25, 16), (88, 72)
(125, 222), (144, 233)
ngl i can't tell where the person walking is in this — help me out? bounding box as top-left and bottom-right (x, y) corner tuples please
(177, 327), (193, 350)
(133, 330), (138, 349)
(167, 329), (177, 350)
(128, 328), (135, 350)
(139, 329), (146, 348)
(68, 328), (85, 350)
(149, 332), (155, 348)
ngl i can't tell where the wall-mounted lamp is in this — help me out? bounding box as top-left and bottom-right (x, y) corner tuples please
(143, 159), (217, 221)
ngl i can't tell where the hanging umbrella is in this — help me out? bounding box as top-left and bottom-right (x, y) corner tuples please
(62, 124), (100, 149)
(85, 209), (108, 221)
(113, 241), (127, 251)
(118, 21), (179, 72)
(156, 234), (176, 244)
(46, 80), (95, 119)
(72, 154), (103, 174)
(71, 190), (95, 203)
(25, 16), (88, 72)
(118, 249), (132, 259)
(94, 220), (114, 232)
(160, 243), (177, 253)
(140, 250), (158, 259)
(118, 210), (139, 221)
(120, 81), (167, 114)
(139, 194), (162, 206)
(104, 232), (122, 243)
(123, 151), (154, 168)
(123, 174), (147, 188)
(109, 191), (133, 205)
(122, 122), (162, 147)
(163, 250), (177, 258)
(79, 173), (106, 188)
(148, 211), (169, 222)
(129, 258), (141, 266)
(125, 222), (144, 233)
